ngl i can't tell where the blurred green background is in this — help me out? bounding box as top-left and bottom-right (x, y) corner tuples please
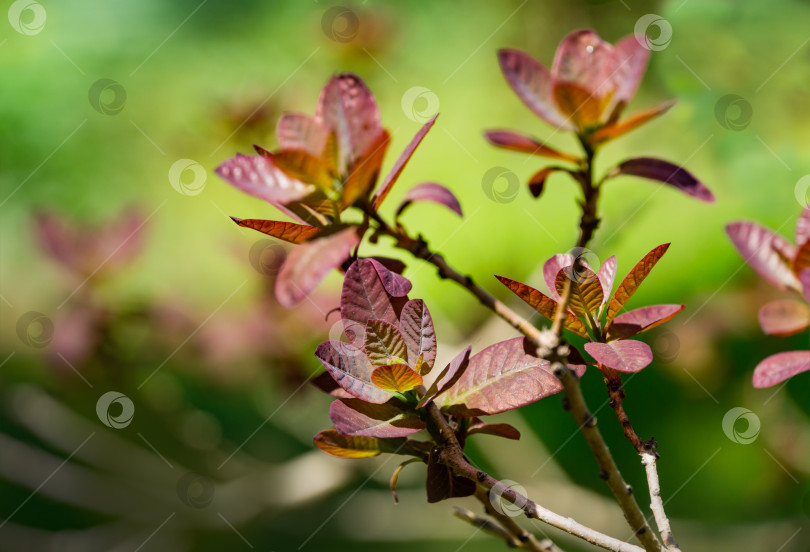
(2, 0), (810, 551)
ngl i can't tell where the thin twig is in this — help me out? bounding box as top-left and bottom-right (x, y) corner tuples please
(641, 452), (682, 551)
(473, 486), (564, 552)
(454, 506), (518, 545)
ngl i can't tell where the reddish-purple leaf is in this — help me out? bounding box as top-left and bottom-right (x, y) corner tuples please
(613, 35), (650, 105)
(329, 398), (425, 438)
(262, 148), (335, 190)
(495, 275), (589, 338)
(276, 112), (329, 157)
(497, 49), (571, 130)
(483, 130), (578, 163)
(369, 258), (412, 297)
(311, 371), (354, 399)
(416, 345), (472, 408)
(396, 182), (462, 218)
(802, 269), (810, 303)
(753, 351), (810, 388)
(584, 340), (653, 373)
(597, 255), (618, 306)
(726, 222), (800, 291)
(426, 449), (475, 503)
(796, 207), (810, 248)
(794, 240), (810, 276)
(543, 253), (574, 300)
(217, 154), (315, 204)
(552, 30), (620, 105)
(757, 300), (810, 337)
(467, 420), (521, 440)
(606, 304), (685, 341)
(373, 114), (438, 209)
(364, 320), (409, 366)
(441, 337), (561, 417)
(230, 217), (320, 244)
(399, 299), (437, 372)
(314, 429), (406, 458)
(342, 130), (390, 208)
(314, 340), (392, 404)
(606, 243), (670, 324)
(275, 227), (360, 308)
(371, 364), (423, 393)
(368, 257), (406, 275)
(341, 259), (408, 345)
(614, 157), (714, 202)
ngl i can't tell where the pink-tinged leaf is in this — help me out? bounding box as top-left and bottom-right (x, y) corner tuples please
(483, 130), (578, 163)
(527, 167), (563, 199)
(441, 337), (561, 417)
(726, 222), (800, 291)
(399, 299), (437, 372)
(316, 73), (384, 175)
(397, 182), (462, 218)
(543, 254), (574, 300)
(606, 243), (670, 324)
(612, 35), (650, 105)
(369, 258), (412, 297)
(368, 256), (406, 275)
(802, 269), (810, 303)
(467, 420), (521, 440)
(496, 276), (589, 338)
(497, 49), (571, 130)
(341, 258), (408, 345)
(796, 207), (810, 248)
(794, 240), (810, 275)
(364, 320), (409, 366)
(417, 345), (472, 408)
(584, 340), (653, 373)
(217, 154), (315, 204)
(276, 112), (329, 157)
(329, 398), (425, 438)
(597, 255), (618, 306)
(314, 340), (392, 404)
(607, 304), (685, 341)
(230, 217), (320, 244)
(373, 114), (438, 209)
(257, 147), (335, 190)
(753, 351), (810, 388)
(275, 227), (360, 308)
(554, 267), (604, 319)
(614, 158), (714, 202)
(342, 130), (390, 208)
(590, 101), (674, 144)
(314, 429), (405, 458)
(371, 364), (423, 393)
(757, 300), (810, 337)
(552, 30), (620, 102)
(426, 449), (476, 503)
(311, 371), (354, 399)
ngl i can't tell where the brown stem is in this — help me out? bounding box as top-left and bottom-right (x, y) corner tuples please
(605, 371), (644, 453)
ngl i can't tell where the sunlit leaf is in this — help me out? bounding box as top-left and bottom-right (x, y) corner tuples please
(606, 304), (684, 341)
(584, 340), (653, 373)
(606, 243), (670, 324)
(313, 429), (405, 458)
(753, 351), (810, 389)
(497, 49), (571, 130)
(341, 258), (408, 346)
(495, 276), (589, 338)
(397, 182), (463, 217)
(467, 420), (521, 440)
(371, 364), (423, 393)
(342, 130), (390, 208)
(416, 345), (472, 408)
(758, 300), (810, 337)
(329, 398), (425, 438)
(390, 458), (421, 504)
(364, 319), (409, 366)
(484, 130), (578, 163)
(314, 340), (392, 404)
(230, 217), (320, 244)
(426, 449), (476, 503)
(589, 101), (674, 144)
(216, 154), (315, 204)
(399, 299), (437, 372)
(726, 222), (800, 291)
(554, 267), (604, 319)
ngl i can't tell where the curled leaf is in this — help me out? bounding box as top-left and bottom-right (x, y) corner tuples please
(612, 157), (714, 202)
(467, 420), (521, 440)
(753, 351), (810, 388)
(314, 429), (405, 458)
(397, 182), (462, 218)
(597, 255), (618, 306)
(584, 340), (653, 373)
(390, 458), (422, 504)
(527, 167), (563, 199)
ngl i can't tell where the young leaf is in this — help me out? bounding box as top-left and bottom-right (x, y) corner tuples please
(426, 449), (476, 503)
(467, 421), (521, 440)
(495, 276), (589, 338)
(399, 299), (437, 371)
(606, 304), (685, 341)
(584, 340), (653, 373)
(753, 351), (810, 388)
(368, 258), (412, 297)
(230, 217), (321, 244)
(416, 345), (472, 408)
(606, 243), (670, 324)
(484, 130), (578, 163)
(612, 157), (714, 202)
(264, 148), (335, 190)
(364, 319), (409, 366)
(276, 227), (360, 307)
(329, 398), (425, 438)
(597, 255), (618, 306)
(313, 429), (405, 458)
(726, 222), (800, 291)
(341, 259), (408, 345)
(794, 240), (810, 275)
(554, 267), (604, 319)
(216, 154), (315, 204)
(527, 167), (563, 199)
(276, 112), (329, 157)
(311, 371), (354, 399)
(342, 130), (391, 208)
(396, 182), (463, 218)
(543, 253), (574, 300)
(373, 114), (438, 209)
(371, 364), (423, 393)
(757, 300), (810, 337)
(553, 81), (609, 130)
(315, 340), (392, 404)
(589, 101), (675, 144)
(441, 337), (561, 417)
(796, 207), (810, 248)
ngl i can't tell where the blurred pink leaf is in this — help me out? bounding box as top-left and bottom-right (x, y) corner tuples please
(584, 340), (653, 373)
(753, 351), (810, 388)
(397, 182), (462, 217)
(314, 340), (392, 404)
(597, 255), (618, 306)
(497, 49), (571, 129)
(796, 207), (810, 248)
(612, 35), (651, 106)
(802, 269), (810, 303)
(614, 158), (714, 202)
(483, 130), (578, 162)
(276, 112), (328, 156)
(329, 398), (425, 438)
(726, 222), (800, 291)
(607, 304), (684, 340)
(757, 300), (810, 336)
(399, 299), (437, 372)
(216, 154), (314, 204)
(543, 253), (574, 301)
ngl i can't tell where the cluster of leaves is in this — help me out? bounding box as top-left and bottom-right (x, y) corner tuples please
(497, 245), (682, 374)
(727, 207), (810, 387)
(217, 74), (460, 308)
(310, 258), (582, 501)
(485, 30), (713, 203)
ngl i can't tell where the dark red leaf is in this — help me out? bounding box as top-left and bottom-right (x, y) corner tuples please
(597, 255), (618, 306)
(753, 351), (810, 388)
(726, 222), (800, 291)
(606, 304), (684, 340)
(584, 340), (653, 373)
(368, 258), (412, 297)
(495, 275), (589, 338)
(230, 217), (320, 244)
(606, 243), (670, 324)
(426, 449), (476, 503)
(397, 182), (462, 217)
(341, 259), (408, 346)
(314, 340), (392, 404)
(613, 157), (714, 202)
(527, 167), (562, 198)
(311, 371), (354, 399)
(802, 269), (810, 303)
(329, 398), (425, 438)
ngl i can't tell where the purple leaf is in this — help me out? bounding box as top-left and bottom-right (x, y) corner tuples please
(216, 154), (315, 204)
(276, 112), (329, 157)
(275, 227), (360, 308)
(606, 304), (685, 341)
(612, 35), (650, 105)
(543, 253), (574, 301)
(373, 114), (438, 209)
(584, 340), (653, 373)
(497, 49), (571, 130)
(467, 420), (521, 440)
(614, 157), (714, 202)
(483, 130), (578, 162)
(399, 299), (437, 372)
(796, 207), (810, 248)
(802, 269), (810, 303)
(417, 345), (472, 408)
(364, 320), (409, 366)
(341, 259), (407, 346)
(597, 255), (618, 306)
(753, 351), (810, 388)
(369, 258), (412, 297)
(726, 222), (800, 291)
(329, 398), (425, 438)
(552, 30), (621, 107)
(441, 337), (561, 417)
(397, 182), (462, 218)
(757, 300), (810, 337)
(314, 340), (392, 403)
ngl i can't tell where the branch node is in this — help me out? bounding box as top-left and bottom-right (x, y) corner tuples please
(626, 485), (633, 495)
(599, 469), (609, 481)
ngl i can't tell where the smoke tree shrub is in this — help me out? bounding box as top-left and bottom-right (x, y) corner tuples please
(215, 28), (732, 552)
